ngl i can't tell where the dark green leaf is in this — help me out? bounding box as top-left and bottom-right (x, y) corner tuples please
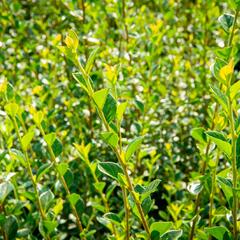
(98, 162), (124, 181)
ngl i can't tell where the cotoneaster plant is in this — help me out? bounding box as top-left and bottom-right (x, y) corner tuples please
(58, 30), (183, 240)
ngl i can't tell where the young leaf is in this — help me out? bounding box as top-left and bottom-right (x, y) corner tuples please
(116, 101), (128, 123)
(44, 132), (56, 147)
(53, 198), (63, 215)
(85, 48), (99, 74)
(206, 131), (231, 157)
(230, 80), (240, 99)
(205, 226), (230, 240)
(72, 72), (89, 93)
(125, 136), (143, 161)
(100, 131), (119, 148)
(219, 58), (234, 82)
(21, 131), (34, 151)
(93, 88), (109, 110)
(32, 111), (44, 125)
(210, 58), (228, 85)
(210, 85), (228, 112)
(5, 103), (19, 117)
(98, 162), (124, 181)
(57, 163), (68, 176)
(42, 220), (58, 234)
(68, 193), (81, 206)
(191, 127), (207, 144)
(67, 30), (78, 50)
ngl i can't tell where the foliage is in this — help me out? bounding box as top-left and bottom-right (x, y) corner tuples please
(0, 0), (240, 239)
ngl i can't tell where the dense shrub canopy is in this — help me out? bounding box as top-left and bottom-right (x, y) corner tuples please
(0, 0), (240, 239)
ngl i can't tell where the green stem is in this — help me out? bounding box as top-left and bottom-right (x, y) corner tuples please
(209, 151), (220, 230)
(38, 124), (86, 240)
(12, 117), (50, 240)
(228, 96), (238, 239)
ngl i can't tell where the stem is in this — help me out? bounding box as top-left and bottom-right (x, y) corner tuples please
(12, 117), (50, 240)
(122, 187), (130, 240)
(209, 151), (220, 230)
(228, 96), (238, 239)
(95, 105), (150, 235)
(38, 124), (86, 240)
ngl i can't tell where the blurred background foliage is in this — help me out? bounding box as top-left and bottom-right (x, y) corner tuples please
(0, 0), (233, 239)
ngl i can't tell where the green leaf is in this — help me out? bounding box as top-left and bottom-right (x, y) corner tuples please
(187, 180), (203, 195)
(67, 30), (78, 50)
(98, 162), (124, 181)
(32, 111), (44, 125)
(103, 212), (121, 225)
(218, 14), (234, 32)
(0, 182), (14, 203)
(40, 190), (54, 212)
(72, 72), (88, 93)
(93, 88), (109, 110)
(141, 179), (161, 200)
(5, 103), (19, 117)
(206, 131), (231, 157)
(205, 226), (230, 240)
(3, 215), (18, 239)
(57, 163), (68, 176)
(116, 101), (128, 123)
(64, 169), (74, 187)
(215, 47), (232, 61)
(57, 46), (78, 65)
(210, 58), (228, 85)
(53, 198), (63, 216)
(44, 132), (56, 146)
(191, 128), (207, 144)
(86, 48), (99, 74)
(230, 80), (240, 99)
(16, 228), (30, 238)
(135, 99), (144, 113)
(210, 85), (228, 112)
(100, 131), (119, 148)
(52, 138), (62, 157)
(125, 136), (143, 161)
(21, 131), (34, 151)
(93, 181), (106, 192)
(217, 176), (233, 205)
(10, 149), (26, 167)
(42, 220), (58, 234)
(68, 193), (81, 206)
(36, 163), (52, 182)
(161, 230), (183, 240)
(103, 94), (117, 123)
(150, 221), (173, 236)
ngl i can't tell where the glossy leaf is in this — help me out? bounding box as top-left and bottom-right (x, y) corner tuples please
(98, 162), (124, 181)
